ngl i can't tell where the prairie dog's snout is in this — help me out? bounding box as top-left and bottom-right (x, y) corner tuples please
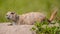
(6, 15), (10, 19)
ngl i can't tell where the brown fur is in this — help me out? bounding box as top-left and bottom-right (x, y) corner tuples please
(49, 7), (58, 22)
(6, 12), (46, 25)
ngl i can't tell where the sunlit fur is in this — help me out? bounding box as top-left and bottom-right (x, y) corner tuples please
(6, 12), (46, 25)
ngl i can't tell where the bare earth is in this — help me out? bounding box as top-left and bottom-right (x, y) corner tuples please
(0, 23), (35, 34)
(0, 22), (59, 34)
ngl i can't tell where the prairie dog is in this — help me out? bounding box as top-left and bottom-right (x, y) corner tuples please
(6, 12), (46, 25)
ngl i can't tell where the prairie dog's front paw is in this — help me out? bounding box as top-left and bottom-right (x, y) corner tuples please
(8, 24), (13, 26)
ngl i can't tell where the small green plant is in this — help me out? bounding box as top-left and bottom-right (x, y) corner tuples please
(32, 20), (60, 34)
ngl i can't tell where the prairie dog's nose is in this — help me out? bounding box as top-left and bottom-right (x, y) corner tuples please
(7, 17), (10, 19)
(6, 15), (10, 19)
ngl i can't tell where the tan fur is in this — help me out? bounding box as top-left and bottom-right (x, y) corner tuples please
(49, 7), (58, 22)
(6, 12), (46, 25)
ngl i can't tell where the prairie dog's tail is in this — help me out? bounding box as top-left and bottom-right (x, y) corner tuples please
(48, 7), (58, 22)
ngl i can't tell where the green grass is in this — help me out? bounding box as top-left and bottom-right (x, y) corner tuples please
(31, 20), (60, 34)
(0, 0), (60, 22)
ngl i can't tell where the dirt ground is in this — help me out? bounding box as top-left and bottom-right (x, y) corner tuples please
(0, 23), (35, 34)
(0, 22), (59, 34)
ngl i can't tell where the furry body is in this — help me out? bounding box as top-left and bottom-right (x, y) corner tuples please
(6, 12), (46, 25)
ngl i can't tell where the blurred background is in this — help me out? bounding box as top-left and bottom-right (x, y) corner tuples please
(0, 0), (60, 22)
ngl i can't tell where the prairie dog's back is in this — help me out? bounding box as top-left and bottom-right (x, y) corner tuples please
(20, 12), (46, 25)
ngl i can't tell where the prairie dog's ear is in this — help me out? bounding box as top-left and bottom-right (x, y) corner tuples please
(11, 12), (15, 14)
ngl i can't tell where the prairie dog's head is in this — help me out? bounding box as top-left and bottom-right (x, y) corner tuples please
(6, 11), (19, 21)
